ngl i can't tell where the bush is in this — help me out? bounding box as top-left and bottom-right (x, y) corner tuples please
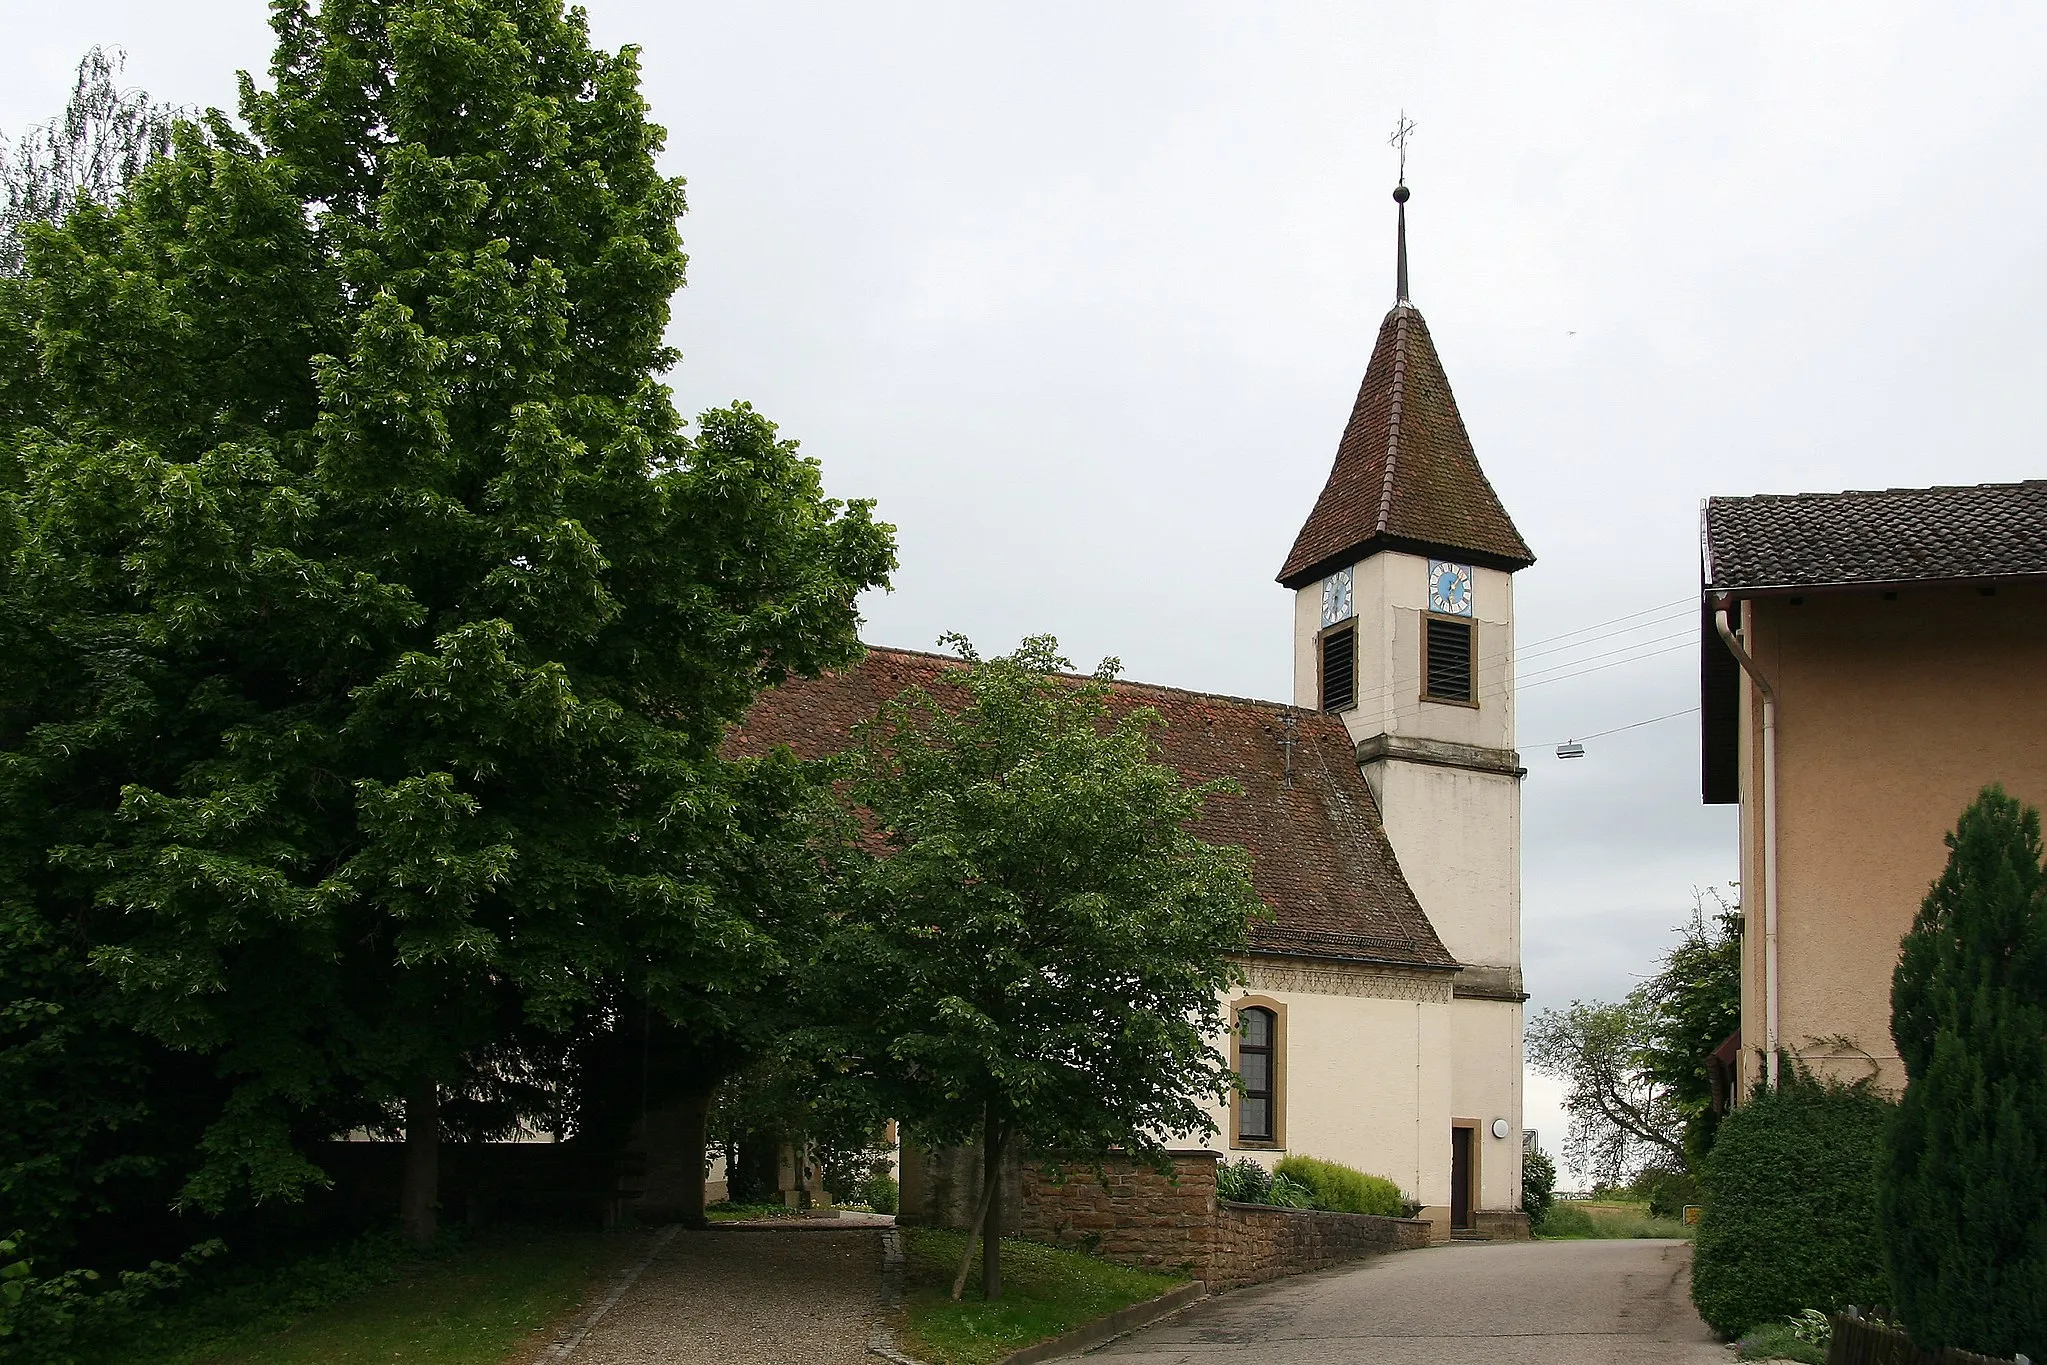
(1272, 1156), (1407, 1217)
(860, 1174), (899, 1215)
(1522, 1148), (1556, 1227)
(1263, 1174), (1314, 1209)
(1214, 1157), (1271, 1205)
(1881, 786), (2047, 1361)
(1690, 1074), (1893, 1337)
(1637, 1167), (1701, 1221)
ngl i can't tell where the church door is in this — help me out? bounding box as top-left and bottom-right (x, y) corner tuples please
(1450, 1126), (1474, 1230)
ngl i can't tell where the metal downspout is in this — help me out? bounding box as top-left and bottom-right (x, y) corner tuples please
(1714, 602), (1779, 1091)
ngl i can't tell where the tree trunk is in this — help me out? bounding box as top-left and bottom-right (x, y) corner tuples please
(980, 1107), (1004, 1302)
(401, 1075), (440, 1247)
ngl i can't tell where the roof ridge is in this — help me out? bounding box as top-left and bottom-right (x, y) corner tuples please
(1375, 304), (1411, 535)
(857, 643), (1314, 719)
(1710, 478), (2047, 506)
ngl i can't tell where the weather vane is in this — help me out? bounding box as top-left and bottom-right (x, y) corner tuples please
(1388, 110), (1416, 186)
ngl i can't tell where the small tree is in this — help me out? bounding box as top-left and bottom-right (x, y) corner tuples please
(1521, 1146), (1556, 1228)
(1642, 890), (1742, 1166)
(1880, 786), (2047, 1359)
(823, 636), (1262, 1299)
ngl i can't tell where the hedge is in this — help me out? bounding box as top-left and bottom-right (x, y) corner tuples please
(1690, 1074), (1893, 1337)
(1272, 1156), (1407, 1217)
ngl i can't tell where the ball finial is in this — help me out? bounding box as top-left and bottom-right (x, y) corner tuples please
(1392, 184), (1411, 204)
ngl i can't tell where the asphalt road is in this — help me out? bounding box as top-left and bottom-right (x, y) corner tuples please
(1088, 1238), (1728, 1365)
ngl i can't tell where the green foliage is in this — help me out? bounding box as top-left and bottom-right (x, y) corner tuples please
(1520, 1147), (1556, 1226)
(1690, 1074), (1892, 1338)
(859, 1175), (899, 1216)
(897, 1229), (1183, 1365)
(0, 0), (892, 1284)
(0, 1234), (218, 1364)
(1272, 1156), (1406, 1217)
(1734, 1321), (1827, 1364)
(1533, 1200), (1690, 1240)
(1635, 1166), (1701, 1221)
(818, 636), (1261, 1292)
(1881, 786), (2047, 1360)
(1642, 892), (1743, 1166)
(1262, 1174), (1313, 1210)
(1213, 1158), (1269, 1205)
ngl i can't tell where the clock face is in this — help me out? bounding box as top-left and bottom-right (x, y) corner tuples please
(1428, 560), (1474, 616)
(1321, 568), (1354, 627)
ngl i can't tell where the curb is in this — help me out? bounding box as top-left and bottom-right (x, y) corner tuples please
(868, 1227), (925, 1365)
(994, 1279), (1207, 1364)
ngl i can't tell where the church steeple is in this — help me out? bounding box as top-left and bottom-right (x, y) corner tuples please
(1276, 183), (1534, 589)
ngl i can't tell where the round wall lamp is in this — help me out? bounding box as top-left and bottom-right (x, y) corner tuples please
(1491, 1118), (1511, 1139)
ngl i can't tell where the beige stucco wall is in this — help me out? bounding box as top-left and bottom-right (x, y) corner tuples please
(1731, 584), (2047, 1096)
(1194, 970), (1455, 1235)
(1450, 996), (1525, 1211)
(1370, 760), (1523, 970)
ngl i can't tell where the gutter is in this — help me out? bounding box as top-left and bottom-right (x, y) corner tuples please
(1712, 600), (1779, 1092)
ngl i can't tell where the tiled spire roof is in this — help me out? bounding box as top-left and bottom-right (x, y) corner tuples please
(1277, 300), (1535, 588)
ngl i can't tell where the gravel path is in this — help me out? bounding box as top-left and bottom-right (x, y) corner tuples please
(559, 1226), (883, 1365)
(1091, 1238), (1725, 1365)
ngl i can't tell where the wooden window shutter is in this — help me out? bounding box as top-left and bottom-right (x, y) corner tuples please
(1321, 626), (1356, 712)
(1424, 617), (1474, 702)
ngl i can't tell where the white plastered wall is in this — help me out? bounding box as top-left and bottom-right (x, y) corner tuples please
(1194, 983), (1455, 1236)
(1450, 996), (1525, 1210)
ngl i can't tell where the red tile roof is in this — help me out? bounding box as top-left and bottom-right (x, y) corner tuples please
(1278, 302), (1534, 588)
(725, 647), (1458, 972)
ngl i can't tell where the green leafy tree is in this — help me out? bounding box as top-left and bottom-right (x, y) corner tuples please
(1881, 786), (2047, 1359)
(0, 0), (891, 1256)
(820, 636), (1261, 1300)
(1520, 1146), (1556, 1227)
(1642, 890), (1743, 1165)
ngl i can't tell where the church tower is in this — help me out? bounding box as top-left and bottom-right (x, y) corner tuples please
(1278, 181), (1535, 1226)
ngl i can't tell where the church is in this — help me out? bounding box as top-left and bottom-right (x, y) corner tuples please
(729, 184), (1534, 1241)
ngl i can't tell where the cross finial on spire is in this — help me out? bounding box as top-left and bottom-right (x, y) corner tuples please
(1388, 112), (1415, 303)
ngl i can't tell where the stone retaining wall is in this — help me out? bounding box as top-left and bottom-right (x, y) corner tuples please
(1017, 1150), (1429, 1289)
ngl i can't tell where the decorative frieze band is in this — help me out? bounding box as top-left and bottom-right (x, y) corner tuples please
(1239, 955), (1454, 1005)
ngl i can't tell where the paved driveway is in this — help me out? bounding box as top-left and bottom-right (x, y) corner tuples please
(1089, 1239), (1726, 1365)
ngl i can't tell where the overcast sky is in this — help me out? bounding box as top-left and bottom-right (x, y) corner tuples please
(10, 1), (2046, 1183)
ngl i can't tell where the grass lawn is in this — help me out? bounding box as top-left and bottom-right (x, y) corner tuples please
(85, 1222), (630, 1365)
(898, 1229), (1186, 1365)
(1536, 1199), (1692, 1240)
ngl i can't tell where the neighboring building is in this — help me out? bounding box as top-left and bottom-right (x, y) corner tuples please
(1700, 481), (2047, 1098)
(730, 183), (1534, 1238)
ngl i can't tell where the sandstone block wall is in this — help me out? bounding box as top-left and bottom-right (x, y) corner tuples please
(1212, 1200), (1432, 1289)
(1017, 1150), (1429, 1289)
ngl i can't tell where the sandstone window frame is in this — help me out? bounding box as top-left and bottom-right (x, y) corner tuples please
(1230, 996), (1287, 1151)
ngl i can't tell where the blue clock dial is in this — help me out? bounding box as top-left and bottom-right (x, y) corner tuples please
(1428, 560), (1474, 616)
(1321, 568), (1354, 627)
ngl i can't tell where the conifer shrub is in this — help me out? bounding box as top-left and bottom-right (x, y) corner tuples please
(1880, 786), (2047, 1361)
(1690, 1073), (1892, 1338)
(1272, 1156), (1407, 1217)
(1521, 1147), (1557, 1227)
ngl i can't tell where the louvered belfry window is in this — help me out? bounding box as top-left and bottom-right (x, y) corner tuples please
(1424, 617), (1474, 703)
(1320, 626), (1356, 712)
